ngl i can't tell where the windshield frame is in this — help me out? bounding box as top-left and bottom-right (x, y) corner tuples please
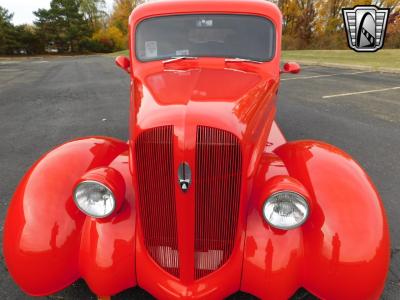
(134, 13), (276, 63)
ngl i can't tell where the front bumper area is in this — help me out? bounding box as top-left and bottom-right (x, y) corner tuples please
(3, 137), (390, 300)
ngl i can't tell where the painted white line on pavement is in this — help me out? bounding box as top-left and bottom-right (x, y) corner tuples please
(31, 61), (49, 64)
(322, 86), (400, 99)
(281, 70), (373, 81)
(0, 61), (20, 65)
(291, 65), (315, 69)
(0, 68), (20, 72)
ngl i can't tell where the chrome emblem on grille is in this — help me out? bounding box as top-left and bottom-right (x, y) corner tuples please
(178, 162), (191, 192)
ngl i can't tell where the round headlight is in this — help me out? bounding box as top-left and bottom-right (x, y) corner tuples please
(263, 191), (309, 230)
(74, 181), (115, 218)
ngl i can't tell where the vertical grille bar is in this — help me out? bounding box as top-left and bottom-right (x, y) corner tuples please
(195, 126), (242, 279)
(135, 126), (180, 278)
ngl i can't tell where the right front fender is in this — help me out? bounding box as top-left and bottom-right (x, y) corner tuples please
(241, 140), (390, 300)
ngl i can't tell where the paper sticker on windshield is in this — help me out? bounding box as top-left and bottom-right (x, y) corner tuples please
(145, 41), (158, 58)
(196, 19), (213, 27)
(176, 49), (190, 56)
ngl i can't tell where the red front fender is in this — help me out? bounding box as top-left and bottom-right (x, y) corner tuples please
(3, 137), (136, 296)
(242, 141), (390, 300)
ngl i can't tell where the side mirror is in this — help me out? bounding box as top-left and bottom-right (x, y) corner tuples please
(115, 56), (131, 74)
(281, 62), (301, 74)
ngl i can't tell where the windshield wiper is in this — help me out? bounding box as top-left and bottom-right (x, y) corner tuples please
(162, 56), (198, 64)
(225, 58), (263, 64)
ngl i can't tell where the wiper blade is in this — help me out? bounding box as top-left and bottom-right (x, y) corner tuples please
(225, 58), (263, 64)
(162, 56), (198, 64)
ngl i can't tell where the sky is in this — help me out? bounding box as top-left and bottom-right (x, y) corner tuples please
(0, 0), (114, 25)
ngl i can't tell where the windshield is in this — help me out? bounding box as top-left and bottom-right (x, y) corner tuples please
(135, 14), (275, 62)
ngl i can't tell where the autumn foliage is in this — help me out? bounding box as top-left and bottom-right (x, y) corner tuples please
(0, 0), (399, 54)
(277, 0), (400, 49)
(87, 0), (136, 52)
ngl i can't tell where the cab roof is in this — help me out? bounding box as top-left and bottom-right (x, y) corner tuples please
(129, 0), (282, 29)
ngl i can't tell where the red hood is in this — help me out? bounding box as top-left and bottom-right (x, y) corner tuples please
(132, 65), (279, 140)
(146, 68), (262, 104)
(130, 63), (279, 178)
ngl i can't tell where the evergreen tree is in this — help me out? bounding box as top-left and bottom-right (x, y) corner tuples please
(34, 0), (91, 53)
(0, 6), (16, 54)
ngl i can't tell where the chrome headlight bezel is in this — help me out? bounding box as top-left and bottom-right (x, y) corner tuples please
(262, 190), (310, 230)
(73, 180), (116, 218)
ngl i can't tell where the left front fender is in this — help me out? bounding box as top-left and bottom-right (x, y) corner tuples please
(3, 137), (136, 296)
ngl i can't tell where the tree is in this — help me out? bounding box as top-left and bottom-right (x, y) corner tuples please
(0, 6), (13, 26)
(110, 0), (136, 35)
(374, 0), (400, 11)
(295, 0), (316, 45)
(14, 25), (44, 54)
(0, 6), (16, 54)
(278, 0), (317, 49)
(278, 0), (301, 35)
(79, 0), (107, 32)
(92, 25), (126, 52)
(34, 0), (91, 53)
(315, 0), (348, 34)
(276, 0), (400, 49)
(386, 4), (400, 48)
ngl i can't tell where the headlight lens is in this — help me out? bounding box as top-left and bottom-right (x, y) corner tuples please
(74, 181), (115, 218)
(263, 191), (309, 230)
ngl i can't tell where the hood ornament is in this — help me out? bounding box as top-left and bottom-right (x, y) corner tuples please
(178, 162), (191, 192)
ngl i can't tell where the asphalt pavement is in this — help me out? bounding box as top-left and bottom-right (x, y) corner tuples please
(0, 55), (399, 299)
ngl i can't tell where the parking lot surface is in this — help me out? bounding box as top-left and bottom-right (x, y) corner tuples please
(0, 56), (399, 299)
